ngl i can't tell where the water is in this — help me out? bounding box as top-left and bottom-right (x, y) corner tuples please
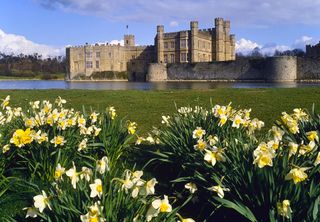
(0, 80), (319, 90)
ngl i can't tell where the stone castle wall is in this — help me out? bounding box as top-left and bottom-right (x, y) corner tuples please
(147, 56), (320, 82)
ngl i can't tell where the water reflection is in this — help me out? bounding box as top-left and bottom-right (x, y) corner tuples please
(0, 80), (318, 90)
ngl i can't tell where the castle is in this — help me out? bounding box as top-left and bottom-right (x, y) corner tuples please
(306, 42), (320, 59)
(66, 18), (236, 81)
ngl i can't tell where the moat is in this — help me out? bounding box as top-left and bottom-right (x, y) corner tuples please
(0, 80), (319, 90)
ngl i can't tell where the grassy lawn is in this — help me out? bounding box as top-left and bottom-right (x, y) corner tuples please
(0, 87), (319, 133)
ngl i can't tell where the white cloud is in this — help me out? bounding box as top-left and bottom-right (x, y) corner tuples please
(169, 21), (179, 27)
(109, 39), (124, 46)
(0, 28), (64, 57)
(292, 35), (317, 49)
(260, 43), (291, 56)
(36, 0), (320, 26)
(236, 38), (261, 55)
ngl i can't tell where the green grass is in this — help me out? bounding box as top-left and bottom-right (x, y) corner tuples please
(0, 88), (319, 133)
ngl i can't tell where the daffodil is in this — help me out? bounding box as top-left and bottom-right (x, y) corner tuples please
(152, 195), (172, 213)
(306, 131), (319, 142)
(66, 162), (80, 189)
(232, 115), (243, 128)
(177, 213), (196, 222)
(208, 135), (219, 146)
(185, 182), (197, 194)
(285, 167), (309, 184)
(128, 121), (137, 134)
(50, 135), (66, 147)
(194, 139), (207, 151)
(253, 153), (274, 168)
(288, 142), (298, 157)
(1, 95), (10, 109)
(54, 163), (65, 180)
(271, 126), (284, 141)
(218, 115), (228, 127)
(161, 115), (170, 125)
(55, 96), (66, 107)
(23, 207), (38, 218)
(209, 185), (230, 198)
(10, 128), (34, 148)
(33, 190), (51, 213)
(96, 156), (109, 174)
(90, 112), (99, 124)
(108, 106), (117, 120)
(192, 127), (206, 139)
(90, 179), (103, 198)
(80, 167), (93, 181)
(2, 144), (10, 153)
(277, 199), (292, 219)
(78, 138), (88, 151)
(121, 171), (134, 190)
(143, 178), (157, 195)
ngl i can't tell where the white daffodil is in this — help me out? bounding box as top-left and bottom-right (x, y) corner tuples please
(89, 179), (103, 199)
(192, 127), (206, 139)
(96, 156), (109, 174)
(54, 163), (65, 181)
(23, 207), (38, 218)
(80, 166), (93, 181)
(185, 182), (197, 194)
(78, 138), (88, 151)
(55, 96), (66, 107)
(66, 162), (79, 189)
(209, 185), (230, 198)
(152, 195), (172, 213)
(50, 135), (66, 147)
(33, 190), (51, 213)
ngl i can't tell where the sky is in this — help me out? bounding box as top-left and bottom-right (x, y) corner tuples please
(1, 0), (320, 57)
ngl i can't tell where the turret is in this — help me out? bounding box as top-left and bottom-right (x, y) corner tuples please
(230, 34), (236, 60)
(156, 25), (164, 63)
(190, 21), (199, 63)
(124, 35), (135, 47)
(224, 21), (231, 60)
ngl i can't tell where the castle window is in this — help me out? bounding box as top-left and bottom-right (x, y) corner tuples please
(164, 42), (168, 49)
(203, 42), (205, 49)
(181, 53), (187, 62)
(86, 52), (92, 59)
(164, 54), (168, 63)
(132, 55), (136, 59)
(96, 52), (100, 58)
(86, 61), (93, 69)
(109, 52), (112, 58)
(203, 54), (206, 61)
(170, 54), (175, 63)
(180, 39), (187, 48)
(171, 41), (175, 48)
(96, 61), (100, 69)
(78, 53), (82, 59)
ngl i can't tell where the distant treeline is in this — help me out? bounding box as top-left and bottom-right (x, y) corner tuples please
(237, 47), (306, 58)
(0, 53), (66, 79)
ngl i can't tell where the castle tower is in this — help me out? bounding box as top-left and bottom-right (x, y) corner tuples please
(190, 21), (199, 63)
(224, 20), (231, 60)
(156, 25), (164, 63)
(215, 18), (226, 61)
(230, 34), (236, 60)
(124, 35), (135, 47)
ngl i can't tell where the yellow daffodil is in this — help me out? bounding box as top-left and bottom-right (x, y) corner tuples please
(33, 190), (51, 213)
(89, 179), (103, 199)
(108, 106), (117, 120)
(271, 126), (284, 141)
(10, 128), (34, 148)
(288, 142), (298, 157)
(192, 127), (206, 139)
(253, 153), (274, 168)
(218, 115), (228, 127)
(277, 199), (292, 219)
(127, 121), (137, 134)
(285, 167), (309, 184)
(306, 131), (319, 142)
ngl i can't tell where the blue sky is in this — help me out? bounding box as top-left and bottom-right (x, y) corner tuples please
(1, 0), (320, 57)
